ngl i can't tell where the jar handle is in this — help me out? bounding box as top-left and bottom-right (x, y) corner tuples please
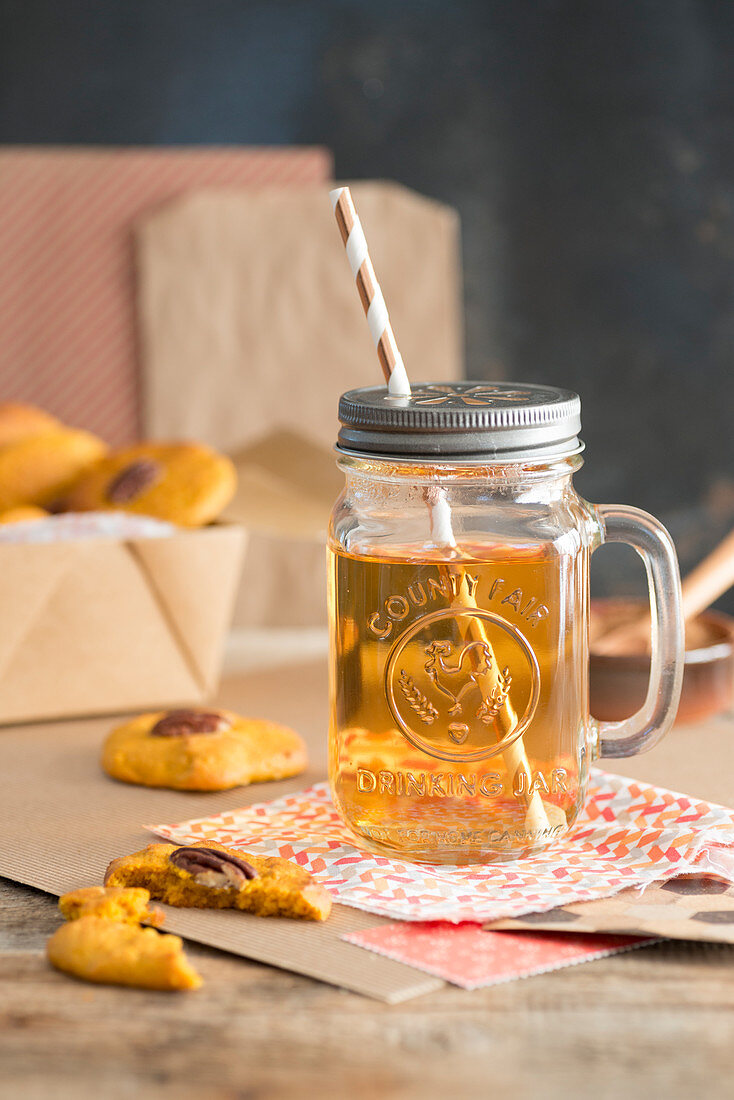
(592, 505), (685, 758)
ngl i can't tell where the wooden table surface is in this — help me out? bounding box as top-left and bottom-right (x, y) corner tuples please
(2, 632), (734, 1099)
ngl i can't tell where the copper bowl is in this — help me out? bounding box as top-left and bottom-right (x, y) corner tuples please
(590, 599), (734, 725)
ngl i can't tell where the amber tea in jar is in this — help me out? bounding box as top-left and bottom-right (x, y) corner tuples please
(328, 382), (684, 864)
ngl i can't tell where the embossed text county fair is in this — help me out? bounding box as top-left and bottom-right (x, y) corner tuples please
(367, 570), (549, 640)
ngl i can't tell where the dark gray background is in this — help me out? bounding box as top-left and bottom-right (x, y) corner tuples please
(1, 0), (732, 605)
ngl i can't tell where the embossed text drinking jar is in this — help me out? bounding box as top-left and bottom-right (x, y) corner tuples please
(327, 381), (685, 863)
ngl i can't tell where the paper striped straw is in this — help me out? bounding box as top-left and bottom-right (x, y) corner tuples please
(330, 186), (411, 398)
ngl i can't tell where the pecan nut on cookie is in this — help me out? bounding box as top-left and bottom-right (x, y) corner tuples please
(104, 842), (332, 921)
(64, 441), (236, 527)
(101, 707), (308, 791)
(47, 916), (201, 991)
(58, 885), (164, 927)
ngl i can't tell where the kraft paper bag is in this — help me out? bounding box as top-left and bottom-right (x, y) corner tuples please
(137, 182), (463, 452)
(136, 183), (463, 624)
(0, 524), (247, 725)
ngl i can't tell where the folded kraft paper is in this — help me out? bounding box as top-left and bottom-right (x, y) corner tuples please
(0, 522), (246, 724)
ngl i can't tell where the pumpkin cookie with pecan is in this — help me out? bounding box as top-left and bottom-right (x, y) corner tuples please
(0, 402), (60, 448)
(0, 427), (107, 510)
(101, 707), (307, 791)
(0, 504), (48, 523)
(105, 842), (332, 921)
(47, 916), (201, 991)
(59, 885), (164, 927)
(64, 441), (236, 527)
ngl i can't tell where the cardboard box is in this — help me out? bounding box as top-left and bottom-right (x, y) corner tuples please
(0, 523), (247, 725)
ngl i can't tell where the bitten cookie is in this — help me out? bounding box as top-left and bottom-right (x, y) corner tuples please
(0, 427), (108, 510)
(64, 442), (236, 527)
(0, 402), (60, 448)
(105, 842), (332, 921)
(46, 916), (201, 991)
(59, 886), (164, 927)
(101, 707), (308, 791)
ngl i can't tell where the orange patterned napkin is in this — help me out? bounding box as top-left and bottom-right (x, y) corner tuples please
(151, 769), (734, 924)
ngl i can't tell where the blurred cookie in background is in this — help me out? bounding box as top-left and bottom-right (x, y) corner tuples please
(65, 441), (236, 526)
(0, 402), (61, 447)
(0, 426), (108, 510)
(0, 504), (49, 524)
(102, 707), (307, 791)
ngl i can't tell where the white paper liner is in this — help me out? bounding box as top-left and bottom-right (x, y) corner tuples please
(0, 512), (178, 544)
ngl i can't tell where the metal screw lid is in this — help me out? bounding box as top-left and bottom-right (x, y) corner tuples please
(337, 381), (582, 461)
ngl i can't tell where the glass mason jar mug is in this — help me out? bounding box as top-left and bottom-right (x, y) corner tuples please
(328, 382), (685, 863)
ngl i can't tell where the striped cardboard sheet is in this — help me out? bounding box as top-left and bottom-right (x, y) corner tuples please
(0, 146), (331, 443)
(0, 710), (441, 1003)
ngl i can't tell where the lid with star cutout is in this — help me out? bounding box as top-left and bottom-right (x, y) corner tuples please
(337, 381), (582, 461)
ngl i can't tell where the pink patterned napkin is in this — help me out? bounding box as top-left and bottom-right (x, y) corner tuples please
(150, 769), (734, 924)
(343, 923), (650, 989)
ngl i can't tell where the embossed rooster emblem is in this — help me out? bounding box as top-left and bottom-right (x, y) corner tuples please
(423, 640), (493, 716)
(422, 639), (513, 739)
(397, 639), (514, 744)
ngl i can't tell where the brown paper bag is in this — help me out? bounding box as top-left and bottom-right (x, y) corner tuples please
(136, 183), (463, 625)
(137, 182), (463, 452)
